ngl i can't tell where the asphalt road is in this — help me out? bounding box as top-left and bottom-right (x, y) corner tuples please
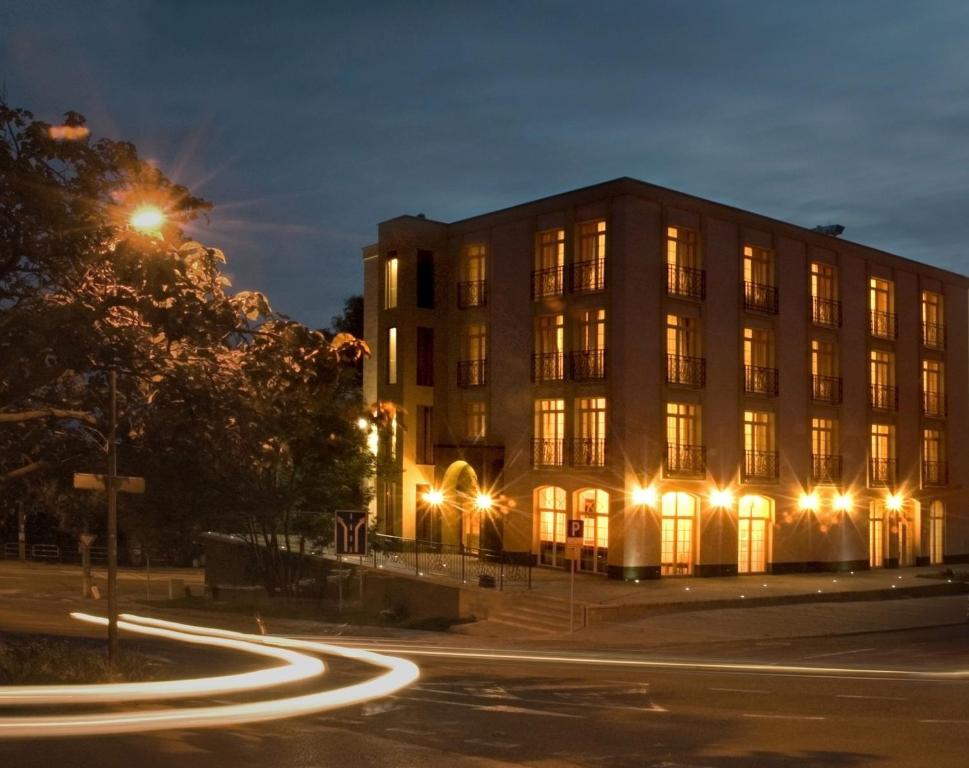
(1, 624), (967, 768)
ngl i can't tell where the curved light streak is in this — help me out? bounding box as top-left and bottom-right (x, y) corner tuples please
(0, 614), (420, 739)
(0, 613), (324, 706)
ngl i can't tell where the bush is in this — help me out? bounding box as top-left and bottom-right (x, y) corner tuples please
(0, 636), (158, 684)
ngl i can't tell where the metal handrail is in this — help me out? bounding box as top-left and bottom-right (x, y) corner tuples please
(743, 449), (779, 481)
(457, 280), (487, 308)
(665, 443), (706, 476)
(570, 258), (606, 293)
(457, 359), (487, 387)
(744, 281), (778, 314)
(532, 438), (565, 467)
(869, 309), (897, 339)
(869, 458), (896, 486)
(666, 354), (706, 387)
(811, 453), (843, 483)
(744, 364), (779, 396)
(811, 374), (842, 403)
(531, 352), (565, 382)
(571, 438), (606, 467)
(666, 264), (705, 300)
(531, 265), (564, 299)
(811, 297), (842, 327)
(922, 460), (948, 487)
(569, 349), (606, 380)
(870, 383), (898, 411)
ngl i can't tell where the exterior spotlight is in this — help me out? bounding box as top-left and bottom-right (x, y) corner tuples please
(474, 493), (493, 510)
(885, 493), (903, 512)
(798, 492), (819, 512)
(356, 417), (369, 431)
(632, 486), (657, 507)
(833, 493), (852, 512)
(423, 489), (444, 506)
(710, 489), (733, 508)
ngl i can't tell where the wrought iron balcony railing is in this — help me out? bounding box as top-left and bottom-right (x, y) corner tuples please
(922, 391), (946, 418)
(869, 383), (898, 411)
(811, 374), (843, 404)
(531, 352), (564, 382)
(570, 349), (606, 380)
(811, 296), (842, 327)
(570, 258), (606, 293)
(531, 265), (564, 299)
(531, 438), (564, 468)
(666, 354), (706, 388)
(869, 457), (896, 486)
(571, 438), (606, 467)
(923, 460), (948, 487)
(811, 453), (843, 484)
(457, 359), (487, 388)
(922, 321), (945, 350)
(743, 449), (779, 481)
(869, 309), (897, 339)
(744, 281), (778, 314)
(666, 264), (706, 300)
(744, 364), (779, 396)
(457, 279), (487, 308)
(665, 443), (706, 476)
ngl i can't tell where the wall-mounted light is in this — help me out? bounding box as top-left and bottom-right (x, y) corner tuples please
(422, 489), (444, 506)
(833, 493), (853, 512)
(885, 493), (904, 512)
(475, 493), (493, 511)
(631, 486), (658, 507)
(798, 492), (819, 512)
(710, 488), (734, 508)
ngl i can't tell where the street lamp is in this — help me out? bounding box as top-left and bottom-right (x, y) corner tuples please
(129, 204), (166, 235)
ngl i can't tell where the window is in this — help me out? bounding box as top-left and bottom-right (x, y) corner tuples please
(532, 314), (565, 381)
(533, 229), (565, 298)
(384, 255), (398, 309)
(464, 401), (486, 440)
(416, 327), (434, 387)
(869, 349), (896, 410)
(661, 492), (695, 576)
(533, 399), (565, 467)
(572, 309), (606, 379)
(666, 227), (704, 299)
(666, 402), (704, 475)
(743, 327), (777, 396)
(458, 244), (487, 308)
(811, 418), (841, 483)
(574, 397), (606, 467)
(743, 245), (777, 313)
(576, 488), (609, 573)
(922, 291), (945, 348)
(666, 314), (704, 387)
(738, 495), (771, 574)
(929, 501), (945, 565)
(922, 359), (945, 417)
(386, 327), (398, 384)
(743, 410), (777, 480)
(811, 339), (841, 403)
(869, 277), (895, 338)
(810, 262), (840, 326)
(537, 486), (567, 567)
(416, 249), (434, 308)
(458, 324), (487, 387)
(572, 220), (606, 292)
(416, 405), (434, 465)
(870, 423), (895, 485)
(922, 428), (946, 486)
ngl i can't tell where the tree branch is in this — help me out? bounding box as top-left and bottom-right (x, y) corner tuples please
(0, 408), (96, 424)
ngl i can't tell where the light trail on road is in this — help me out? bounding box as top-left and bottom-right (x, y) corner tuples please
(0, 614), (420, 739)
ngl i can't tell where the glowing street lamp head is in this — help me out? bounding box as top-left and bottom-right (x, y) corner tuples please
(798, 492), (819, 512)
(129, 205), (166, 233)
(710, 488), (733, 508)
(422, 489), (444, 506)
(885, 493), (904, 512)
(356, 417), (370, 431)
(474, 493), (493, 510)
(833, 493), (853, 512)
(631, 486), (657, 507)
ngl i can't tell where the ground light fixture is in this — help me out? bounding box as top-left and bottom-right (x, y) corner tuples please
(631, 485), (658, 506)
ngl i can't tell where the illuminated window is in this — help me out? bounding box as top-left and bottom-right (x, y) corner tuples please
(458, 244), (487, 308)
(458, 324), (487, 387)
(386, 327), (398, 384)
(811, 338), (841, 403)
(533, 399), (565, 466)
(869, 349), (896, 410)
(572, 309), (606, 379)
(743, 410), (776, 480)
(869, 423), (895, 485)
(661, 492), (695, 576)
(743, 327), (776, 396)
(667, 402), (700, 446)
(922, 291), (944, 348)
(738, 495), (772, 574)
(922, 359), (945, 416)
(743, 245), (773, 286)
(929, 500), (945, 565)
(573, 220), (606, 292)
(667, 314), (704, 387)
(869, 277), (895, 338)
(384, 255), (398, 309)
(537, 486), (567, 567)
(533, 314), (565, 381)
(533, 229), (565, 298)
(810, 261), (837, 301)
(464, 401), (486, 440)
(574, 397), (606, 467)
(869, 502), (885, 568)
(922, 428), (946, 486)
(576, 488), (609, 573)
(811, 418), (840, 483)
(666, 227), (704, 299)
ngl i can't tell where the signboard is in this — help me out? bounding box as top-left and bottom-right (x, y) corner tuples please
(79, 533), (97, 548)
(73, 473), (145, 494)
(565, 519), (584, 559)
(335, 510), (368, 556)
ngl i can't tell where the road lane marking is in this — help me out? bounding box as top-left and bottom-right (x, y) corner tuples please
(464, 737), (520, 749)
(709, 687), (768, 694)
(743, 713), (826, 721)
(836, 694), (908, 701)
(920, 719), (969, 724)
(399, 694), (584, 718)
(801, 647), (875, 659)
(478, 704), (584, 718)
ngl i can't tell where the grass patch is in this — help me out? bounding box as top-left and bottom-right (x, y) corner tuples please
(0, 635), (159, 684)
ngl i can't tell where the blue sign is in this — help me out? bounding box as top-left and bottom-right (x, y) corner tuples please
(335, 510), (368, 556)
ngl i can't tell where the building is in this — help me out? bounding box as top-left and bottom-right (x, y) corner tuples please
(362, 177), (968, 579)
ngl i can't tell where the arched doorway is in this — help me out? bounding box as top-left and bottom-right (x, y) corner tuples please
(661, 492), (696, 576)
(439, 461), (499, 551)
(536, 486), (567, 567)
(738, 495), (772, 574)
(575, 488), (609, 574)
(929, 501), (945, 565)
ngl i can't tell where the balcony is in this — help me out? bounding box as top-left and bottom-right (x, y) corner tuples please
(570, 258), (605, 294)
(744, 365), (779, 396)
(922, 391), (946, 418)
(744, 281), (778, 314)
(571, 438), (606, 468)
(532, 438), (564, 468)
(923, 460), (948, 487)
(570, 349), (606, 380)
(666, 264), (706, 300)
(665, 443), (706, 477)
(457, 279), (487, 308)
(666, 354), (706, 388)
(811, 374), (843, 404)
(457, 359), (487, 388)
(743, 450), (779, 481)
(811, 453), (843, 484)
(531, 265), (564, 299)
(922, 321), (945, 350)
(869, 458), (896, 486)
(531, 352), (564, 382)
(869, 383), (898, 411)
(869, 310), (897, 339)
(811, 296), (842, 327)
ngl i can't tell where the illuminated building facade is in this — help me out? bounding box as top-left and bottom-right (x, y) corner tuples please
(362, 177), (969, 579)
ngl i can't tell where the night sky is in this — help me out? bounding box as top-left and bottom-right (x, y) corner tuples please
(4, 1), (969, 329)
